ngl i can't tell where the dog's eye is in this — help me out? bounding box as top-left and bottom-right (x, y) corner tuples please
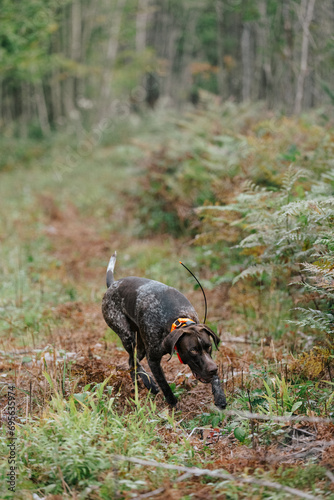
(190, 348), (197, 355)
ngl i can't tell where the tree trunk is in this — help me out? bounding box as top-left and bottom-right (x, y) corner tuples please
(136, 0), (150, 53)
(179, 8), (199, 104)
(164, 22), (180, 99)
(19, 83), (29, 138)
(282, 0), (294, 110)
(50, 71), (62, 125)
(71, 0), (81, 62)
(215, 0), (225, 98)
(98, 0), (127, 122)
(62, 4), (75, 118)
(50, 28), (63, 125)
(34, 83), (51, 135)
(294, 0), (316, 114)
(241, 22), (252, 101)
(256, 0), (273, 103)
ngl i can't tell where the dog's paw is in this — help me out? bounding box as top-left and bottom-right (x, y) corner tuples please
(214, 394), (227, 410)
(211, 375), (227, 410)
(149, 382), (159, 395)
(167, 395), (178, 407)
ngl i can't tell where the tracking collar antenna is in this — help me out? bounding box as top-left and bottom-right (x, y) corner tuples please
(179, 261), (207, 324)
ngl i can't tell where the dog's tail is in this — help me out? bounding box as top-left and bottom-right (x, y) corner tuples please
(106, 252), (117, 288)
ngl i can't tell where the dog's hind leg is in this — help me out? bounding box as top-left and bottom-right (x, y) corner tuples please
(103, 308), (158, 393)
(131, 331), (159, 394)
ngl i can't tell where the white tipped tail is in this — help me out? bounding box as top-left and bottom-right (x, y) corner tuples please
(106, 251), (117, 288)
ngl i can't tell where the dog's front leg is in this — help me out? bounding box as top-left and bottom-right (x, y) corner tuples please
(211, 375), (227, 409)
(147, 357), (178, 407)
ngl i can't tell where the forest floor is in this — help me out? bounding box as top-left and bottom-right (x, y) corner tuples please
(1, 108), (334, 499)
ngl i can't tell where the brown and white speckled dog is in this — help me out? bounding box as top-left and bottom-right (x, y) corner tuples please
(102, 253), (227, 409)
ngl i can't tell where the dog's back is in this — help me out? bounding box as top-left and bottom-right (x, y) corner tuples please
(104, 270), (198, 333)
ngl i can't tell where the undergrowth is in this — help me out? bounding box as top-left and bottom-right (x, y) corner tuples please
(1, 104), (334, 499)
(1, 368), (333, 499)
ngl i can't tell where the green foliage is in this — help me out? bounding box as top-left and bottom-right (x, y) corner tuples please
(196, 10), (219, 66)
(0, 231), (65, 346)
(227, 180), (334, 348)
(0, 0), (62, 80)
(183, 411), (225, 432)
(136, 106), (250, 236)
(257, 376), (303, 417)
(275, 465), (328, 490)
(289, 235), (334, 345)
(0, 383), (194, 497)
(225, 360), (334, 447)
(233, 426), (247, 443)
(197, 141), (334, 347)
(136, 145), (216, 236)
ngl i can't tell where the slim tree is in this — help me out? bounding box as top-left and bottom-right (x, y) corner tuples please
(294, 0), (316, 114)
(98, 0), (127, 122)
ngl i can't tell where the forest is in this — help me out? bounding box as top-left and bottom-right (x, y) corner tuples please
(1, 0), (334, 499)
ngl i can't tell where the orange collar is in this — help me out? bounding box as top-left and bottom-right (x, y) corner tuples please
(171, 318), (195, 363)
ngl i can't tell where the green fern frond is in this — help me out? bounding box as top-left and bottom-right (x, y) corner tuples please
(290, 308), (334, 334)
(302, 262), (334, 279)
(241, 179), (268, 194)
(232, 264), (273, 285)
(281, 166), (309, 193)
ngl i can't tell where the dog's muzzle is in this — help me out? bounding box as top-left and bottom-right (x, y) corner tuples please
(192, 371), (213, 384)
(191, 364), (218, 384)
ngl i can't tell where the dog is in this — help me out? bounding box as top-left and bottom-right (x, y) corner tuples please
(102, 253), (227, 409)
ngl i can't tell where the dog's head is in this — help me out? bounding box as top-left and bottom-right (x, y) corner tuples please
(162, 324), (220, 383)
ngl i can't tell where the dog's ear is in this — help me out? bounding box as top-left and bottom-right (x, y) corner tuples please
(203, 326), (220, 349)
(162, 330), (186, 360)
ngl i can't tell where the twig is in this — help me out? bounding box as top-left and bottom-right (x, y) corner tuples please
(0, 349), (34, 356)
(57, 465), (71, 494)
(247, 389), (253, 413)
(325, 470), (334, 483)
(29, 381), (32, 416)
(134, 487), (165, 499)
(113, 454), (320, 500)
(260, 439), (334, 463)
(286, 447), (322, 460)
(289, 438), (334, 450)
(224, 410), (333, 424)
(187, 427), (215, 439)
(0, 316), (17, 328)
(291, 427), (316, 438)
